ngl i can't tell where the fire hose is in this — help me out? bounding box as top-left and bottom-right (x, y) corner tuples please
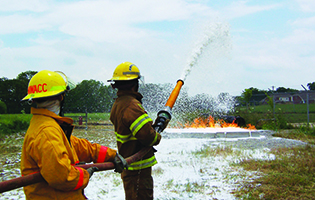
(0, 79), (184, 194)
(0, 147), (152, 193)
(154, 79), (184, 133)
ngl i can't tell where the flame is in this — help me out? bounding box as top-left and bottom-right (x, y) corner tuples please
(245, 124), (256, 130)
(182, 116), (256, 130)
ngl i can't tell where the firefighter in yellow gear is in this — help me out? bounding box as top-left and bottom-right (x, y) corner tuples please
(20, 70), (127, 200)
(108, 62), (162, 200)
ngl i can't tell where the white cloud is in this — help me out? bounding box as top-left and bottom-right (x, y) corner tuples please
(1, 0), (315, 96)
(283, 29), (315, 45)
(0, 0), (50, 12)
(291, 16), (315, 27)
(222, 1), (281, 19)
(0, 15), (51, 34)
(0, 0), (216, 42)
(295, 0), (315, 12)
(46, 0), (216, 42)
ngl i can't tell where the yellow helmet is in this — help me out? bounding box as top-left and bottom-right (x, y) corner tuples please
(107, 62), (141, 82)
(22, 70), (76, 101)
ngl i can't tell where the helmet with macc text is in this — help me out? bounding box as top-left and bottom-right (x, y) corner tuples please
(21, 70), (76, 101)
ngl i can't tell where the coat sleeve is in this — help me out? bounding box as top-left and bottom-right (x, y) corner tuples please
(32, 127), (89, 191)
(123, 102), (161, 146)
(71, 136), (117, 163)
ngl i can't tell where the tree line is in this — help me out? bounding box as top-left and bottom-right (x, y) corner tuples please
(1, 71), (315, 115)
(0, 71), (122, 114)
(0, 71), (232, 115)
(0, 71), (37, 114)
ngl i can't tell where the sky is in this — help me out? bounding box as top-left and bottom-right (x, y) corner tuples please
(0, 0), (315, 97)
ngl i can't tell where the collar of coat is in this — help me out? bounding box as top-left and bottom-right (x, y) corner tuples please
(31, 107), (74, 125)
(117, 90), (143, 103)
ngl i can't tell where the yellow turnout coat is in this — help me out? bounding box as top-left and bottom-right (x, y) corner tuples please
(20, 107), (116, 199)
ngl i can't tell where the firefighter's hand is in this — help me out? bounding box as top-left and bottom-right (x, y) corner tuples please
(87, 167), (98, 178)
(153, 117), (170, 133)
(113, 153), (128, 173)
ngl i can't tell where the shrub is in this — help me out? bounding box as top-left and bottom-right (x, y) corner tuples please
(235, 108), (293, 130)
(0, 119), (29, 135)
(0, 101), (7, 114)
(299, 125), (315, 137)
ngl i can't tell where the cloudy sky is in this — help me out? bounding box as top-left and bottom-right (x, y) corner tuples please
(0, 0), (314, 97)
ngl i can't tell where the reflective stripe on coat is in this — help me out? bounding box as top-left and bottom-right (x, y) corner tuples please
(20, 107), (117, 200)
(110, 90), (161, 171)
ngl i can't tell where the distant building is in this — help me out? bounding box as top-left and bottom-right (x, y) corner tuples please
(260, 90), (315, 104)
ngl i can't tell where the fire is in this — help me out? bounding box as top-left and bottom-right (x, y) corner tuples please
(182, 116), (256, 130)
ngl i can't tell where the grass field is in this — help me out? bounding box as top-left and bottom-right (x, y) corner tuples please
(241, 103), (315, 113)
(0, 113), (111, 135)
(235, 103), (315, 127)
(232, 138), (315, 199)
(0, 113), (110, 123)
(1, 112), (315, 199)
(64, 112), (111, 122)
(0, 114), (32, 124)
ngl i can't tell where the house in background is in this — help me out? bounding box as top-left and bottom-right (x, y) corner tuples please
(260, 90), (315, 104)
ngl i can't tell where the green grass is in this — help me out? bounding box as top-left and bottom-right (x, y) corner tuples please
(230, 128), (315, 199)
(0, 114), (32, 124)
(191, 127), (315, 200)
(0, 113), (110, 124)
(1, 112), (315, 199)
(233, 145), (315, 200)
(273, 128), (315, 145)
(0, 114), (31, 135)
(236, 104), (315, 124)
(0, 113), (111, 136)
(238, 103), (315, 113)
(64, 112), (110, 123)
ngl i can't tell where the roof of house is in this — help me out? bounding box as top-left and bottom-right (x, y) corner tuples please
(259, 90), (315, 103)
(293, 90), (315, 101)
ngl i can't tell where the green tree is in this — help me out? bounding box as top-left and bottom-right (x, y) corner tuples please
(17, 71), (37, 81)
(239, 87), (267, 105)
(0, 71), (37, 114)
(264, 92), (274, 111)
(276, 87), (298, 93)
(250, 87), (267, 95)
(241, 88), (253, 111)
(307, 82), (315, 90)
(64, 80), (114, 113)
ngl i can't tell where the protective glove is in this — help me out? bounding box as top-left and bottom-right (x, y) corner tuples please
(153, 117), (170, 133)
(87, 167), (99, 178)
(113, 153), (128, 173)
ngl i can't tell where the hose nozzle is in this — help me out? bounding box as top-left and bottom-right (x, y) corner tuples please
(154, 79), (184, 133)
(165, 79), (184, 109)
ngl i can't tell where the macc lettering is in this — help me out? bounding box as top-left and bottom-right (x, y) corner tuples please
(28, 83), (48, 94)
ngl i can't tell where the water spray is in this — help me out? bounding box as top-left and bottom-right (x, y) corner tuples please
(0, 80), (185, 193)
(154, 79), (184, 133)
(179, 22), (231, 92)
